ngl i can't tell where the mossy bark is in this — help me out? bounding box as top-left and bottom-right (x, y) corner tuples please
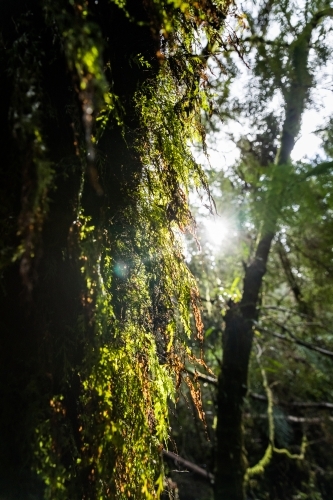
(0, 1), (159, 497)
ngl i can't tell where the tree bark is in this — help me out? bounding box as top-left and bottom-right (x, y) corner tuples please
(214, 234), (273, 500)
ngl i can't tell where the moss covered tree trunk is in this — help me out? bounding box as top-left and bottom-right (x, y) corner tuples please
(0, 1), (158, 497)
(0, 0), (230, 497)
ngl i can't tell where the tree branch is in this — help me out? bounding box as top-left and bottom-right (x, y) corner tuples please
(186, 369), (333, 409)
(276, 239), (311, 316)
(258, 324), (333, 358)
(276, 8), (333, 165)
(292, 241), (333, 276)
(162, 450), (214, 482)
(260, 305), (313, 319)
(311, 8), (333, 28)
(244, 412), (333, 423)
(249, 391), (333, 410)
(185, 367), (218, 385)
(302, 161), (333, 179)
(241, 35), (289, 47)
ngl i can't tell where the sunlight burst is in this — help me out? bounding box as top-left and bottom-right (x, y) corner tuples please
(203, 215), (235, 247)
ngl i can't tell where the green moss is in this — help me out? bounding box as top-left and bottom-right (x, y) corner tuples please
(0, 0), (231, 497)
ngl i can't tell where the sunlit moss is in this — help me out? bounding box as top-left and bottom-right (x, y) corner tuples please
(2, 0), (231, 498)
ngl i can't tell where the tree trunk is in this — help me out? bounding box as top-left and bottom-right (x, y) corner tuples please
(0, 1), (159, 497)
(214, 234), (273, 500)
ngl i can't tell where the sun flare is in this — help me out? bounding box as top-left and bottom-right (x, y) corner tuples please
(203, 215), (235, 247)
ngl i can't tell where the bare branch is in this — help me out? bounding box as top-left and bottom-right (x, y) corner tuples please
(276, 239), (311, 316)
(162, 450), (214, 482)
(241, 35), (289, 47)
(244, 412), (333, 423)
(258, 324), (333, 358)
(249, 392), (333, 410)
(260, 305), (313, 319)
(186, 369), (333, 409)
(185, 367), (218, 386)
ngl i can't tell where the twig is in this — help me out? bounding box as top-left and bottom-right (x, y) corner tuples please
(162, 450), (214, 482)
(185, 367), (218, 386)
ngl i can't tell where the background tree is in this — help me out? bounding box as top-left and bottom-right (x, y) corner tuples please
(0, 1), (231, 498)
(214, 2), (333, 498)
(213, 4), (333, 497)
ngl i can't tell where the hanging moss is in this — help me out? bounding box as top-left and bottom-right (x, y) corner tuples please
(0, 0), (231, 498)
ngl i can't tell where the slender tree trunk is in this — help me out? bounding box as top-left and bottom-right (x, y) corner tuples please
(214, 234), (273, 500)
